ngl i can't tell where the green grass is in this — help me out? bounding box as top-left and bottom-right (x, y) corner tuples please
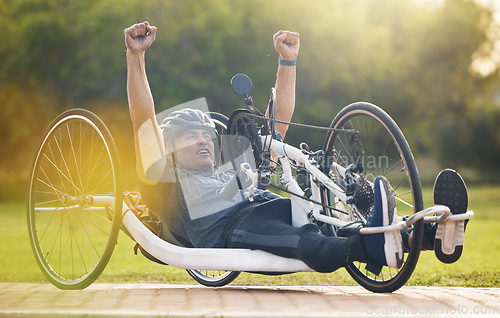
(2, 186), (499, 287)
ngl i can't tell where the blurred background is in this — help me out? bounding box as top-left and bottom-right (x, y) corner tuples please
(2, 0), (500, 199)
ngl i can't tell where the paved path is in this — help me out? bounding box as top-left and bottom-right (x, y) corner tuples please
(0, 283), (499, 317)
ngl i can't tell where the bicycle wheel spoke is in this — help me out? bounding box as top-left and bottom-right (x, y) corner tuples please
(84, 208), (113, 225)
(43, 153), (84, 196)
(383, 158), (404, 177)
(67, 210), (87, 279)
(46, 142), (70, 197)
(36, 174), (65, 199)
(83, 131), (108, 193)
(86, 167), (113, 196)
(53, 129), (83, 196)
(36, 211), (66, 233)
(37, 208), (64, 248)
(67, 124), (86, 194)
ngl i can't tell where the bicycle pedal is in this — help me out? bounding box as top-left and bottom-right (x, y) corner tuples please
(433, 169), (468, 264)
(434, 220), (465, 264)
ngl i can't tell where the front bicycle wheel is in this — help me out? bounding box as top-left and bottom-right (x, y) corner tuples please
(28, 109), (123, 290)
(185, 112), (240, 287)
(322, 102), (423, 293)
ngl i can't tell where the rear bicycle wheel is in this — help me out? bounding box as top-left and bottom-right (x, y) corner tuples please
(187, 269), (240, 287)
(322, 102), (423, 293)
(28, 109), (123, 290)
(185, 112), (240, 287)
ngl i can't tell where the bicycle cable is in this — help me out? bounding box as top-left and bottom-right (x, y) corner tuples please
(267, 182), (349, 216)
(247, 113), (359, 134)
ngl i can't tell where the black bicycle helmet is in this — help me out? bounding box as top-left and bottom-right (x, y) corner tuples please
(159, 108), (215, 137)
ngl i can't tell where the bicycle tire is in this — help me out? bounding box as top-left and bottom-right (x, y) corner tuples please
(28, 108), (123, 290)
(322, 102), (424, 293)
(185, 112), (241, 287)
(186, 269), (241, 287)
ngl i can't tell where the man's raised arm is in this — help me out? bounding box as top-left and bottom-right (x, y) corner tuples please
(125, 21), (157, 129)
(271, 30), (300, 140)
(124, 21), (166, 183)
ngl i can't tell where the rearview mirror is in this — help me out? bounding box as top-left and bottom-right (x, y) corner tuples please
(231, 73), (252, 97)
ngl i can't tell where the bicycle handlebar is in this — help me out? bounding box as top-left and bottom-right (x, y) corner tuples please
(216, 163), (255, 202)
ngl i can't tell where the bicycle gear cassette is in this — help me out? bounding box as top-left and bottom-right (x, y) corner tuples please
(353, 178), (374, 218)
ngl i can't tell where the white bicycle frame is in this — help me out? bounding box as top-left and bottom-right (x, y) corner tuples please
(120, 136), (473, 272)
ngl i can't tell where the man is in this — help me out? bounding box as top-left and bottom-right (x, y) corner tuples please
(124, 21), (467, 273)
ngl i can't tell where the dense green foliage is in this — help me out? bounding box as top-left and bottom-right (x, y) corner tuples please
(1, 0), (500, 198)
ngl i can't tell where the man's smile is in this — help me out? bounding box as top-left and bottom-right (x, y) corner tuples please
(197, 148), (211, 155)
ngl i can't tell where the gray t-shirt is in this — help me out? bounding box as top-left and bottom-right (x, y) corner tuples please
(174, 168), (279, 248)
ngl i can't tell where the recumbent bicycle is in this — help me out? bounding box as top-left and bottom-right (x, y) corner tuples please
(28, 73), (473, 293)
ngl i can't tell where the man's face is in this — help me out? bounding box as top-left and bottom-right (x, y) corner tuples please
(171, 128), (215, 171)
